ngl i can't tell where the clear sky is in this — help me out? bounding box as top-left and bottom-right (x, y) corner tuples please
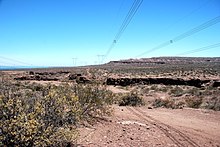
(0, 0), (220, 67)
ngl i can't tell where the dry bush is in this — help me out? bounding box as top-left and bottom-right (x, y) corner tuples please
(150, 85), (158, 91)
(0, 81), (113, 146)
(0, 83), (78, 146)
(118, 92), (145, 106)
(71, 84), (114, 123)
(202, 97), (220, 111)
(185, 97), (203, 108)
(152, 97), (186, 109)
(169, 86), (184, 97)
(153, 98), (175, 109)
(159, 86), (169, 93)
(186, 88), (201, 96)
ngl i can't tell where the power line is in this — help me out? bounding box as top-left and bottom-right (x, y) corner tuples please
(103, 0), (143, 62)
(136, 41), (171, 56)
(176, 42), (220, 56)
(172, 16), (220, 42)
(0, 56), (33, 66)
(114, 0), (143, 41)
(110, 0), (125, 32)
(162, 0), (211, 32)
(0, 60), (15, 66)
(136, 15), (220, 57)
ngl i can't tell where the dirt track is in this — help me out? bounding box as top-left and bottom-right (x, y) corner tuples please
(78, 106), (220, 147)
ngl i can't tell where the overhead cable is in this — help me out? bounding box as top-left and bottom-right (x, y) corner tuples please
(136, 15), (220, 57)
(0, 56), (33, 66)
(103, 0), (143, 61)
(176, 42), (220, 55)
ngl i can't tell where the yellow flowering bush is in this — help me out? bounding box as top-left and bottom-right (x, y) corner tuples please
(0, 81), (113, 146)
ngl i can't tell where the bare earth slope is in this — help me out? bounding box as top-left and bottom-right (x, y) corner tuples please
(78, 106), (220, 147)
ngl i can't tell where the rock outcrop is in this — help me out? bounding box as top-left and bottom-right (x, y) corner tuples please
(106, 77), (211, 88)
(68, 74), (91, 83)
(68, 74), (82, 80)
(212, 81), (220, 87)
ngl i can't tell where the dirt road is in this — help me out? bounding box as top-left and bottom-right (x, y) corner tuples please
(78, 106), (220, 147)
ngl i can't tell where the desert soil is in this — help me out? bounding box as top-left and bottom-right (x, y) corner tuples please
(78, 106), (220, 147)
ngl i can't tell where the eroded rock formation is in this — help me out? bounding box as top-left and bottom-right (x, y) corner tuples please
(106, 77), (211, 88)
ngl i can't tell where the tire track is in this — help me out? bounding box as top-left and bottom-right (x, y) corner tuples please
(127, 107), (200, 147)
(127, 107), (183, 147)
(136, 107), (200, 147)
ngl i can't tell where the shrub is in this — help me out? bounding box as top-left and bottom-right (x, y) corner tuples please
(169, 86), (184, 97)
(0, 81), (113, 146)
(203, 97), (220, 111)
(150, 85), (158, 91)
(119, 92), (144, 106)
(153, 98), (175, 109)
(159, 86), (169, 93)
(72, 84), (114, 123)
(0, 84), (78, 146)
(185, 97), (203, 108)
(187, 88), (201, 96)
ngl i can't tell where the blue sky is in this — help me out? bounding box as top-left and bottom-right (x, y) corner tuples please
(0, 0), (220, 66)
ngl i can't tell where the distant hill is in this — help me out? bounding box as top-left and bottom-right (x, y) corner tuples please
(107, 57), (220, 65)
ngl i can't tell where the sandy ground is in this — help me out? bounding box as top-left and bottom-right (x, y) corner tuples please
(77, 106), (220, 147)
(107, 86), (130, 93)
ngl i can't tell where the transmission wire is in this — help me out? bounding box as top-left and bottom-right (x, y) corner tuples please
(103, 0), (143, 62)
(136, 15), (220, 57)
(176, 42), (220, 55)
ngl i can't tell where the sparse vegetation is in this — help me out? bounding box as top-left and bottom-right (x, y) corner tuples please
(202, 97), (220, 111)
(118, 92), (145, 106)
(0, 80), (113, 146)
(185, 97), (203, 109)
(169, 86), (184, 97)
(153, 98), (175, 109)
